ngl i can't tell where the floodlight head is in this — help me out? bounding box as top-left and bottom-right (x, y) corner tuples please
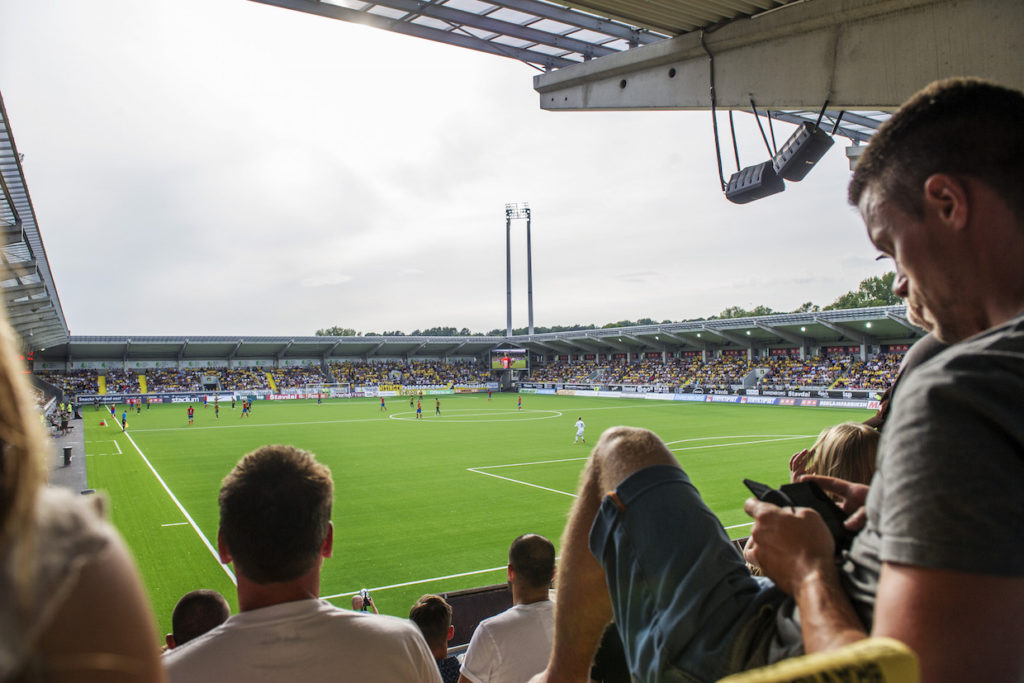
(772, 122), (834, 181)
(725, 161), (785, 204)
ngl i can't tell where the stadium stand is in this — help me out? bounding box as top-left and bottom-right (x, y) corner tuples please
(36, 352), (903, 399)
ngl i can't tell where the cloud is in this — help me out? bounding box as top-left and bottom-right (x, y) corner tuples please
(300, 273), (354, 288)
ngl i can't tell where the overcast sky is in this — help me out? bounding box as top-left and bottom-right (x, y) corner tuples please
(0, 0), (889, 337)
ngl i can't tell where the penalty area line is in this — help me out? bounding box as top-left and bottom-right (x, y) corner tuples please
(322, 564), (509, 600)
(120, 430), (236, 586)
(466, 467), (577, 498)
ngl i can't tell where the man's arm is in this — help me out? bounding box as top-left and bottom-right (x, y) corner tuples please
(743, 499), (867, 652)
(873, 563), (1024, 683)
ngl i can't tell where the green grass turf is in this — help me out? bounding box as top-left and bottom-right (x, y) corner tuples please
(82, 393), (871, 637)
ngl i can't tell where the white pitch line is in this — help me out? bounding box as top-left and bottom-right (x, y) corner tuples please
(664, 434), (814, 445)
(161, 522), (189, 527)
(667, 436), (813, 453)
(322, 564), (509, 600)
(114, 440), (122, 454)
(130, 416), (394, 433)
(474, 456), (588, 471)
(120, 430), (236, 586)
(467, 467), (578, 498)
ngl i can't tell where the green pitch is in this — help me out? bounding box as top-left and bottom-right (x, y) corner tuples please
(82, 393), (871, 637)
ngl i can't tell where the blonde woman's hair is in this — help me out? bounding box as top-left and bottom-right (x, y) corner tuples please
(0, 300), (48, 611)
(806, 422), (879, 486)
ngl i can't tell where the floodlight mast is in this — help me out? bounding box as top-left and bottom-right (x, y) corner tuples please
(504, 202), (534, 337)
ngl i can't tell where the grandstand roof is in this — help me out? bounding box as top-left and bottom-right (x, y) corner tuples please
(34, 305), (920, 364)
(0, 91), (69, 352)
(248, 0), (897, 141)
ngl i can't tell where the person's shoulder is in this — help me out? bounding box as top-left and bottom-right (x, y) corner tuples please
(903, 315), (1024, 393)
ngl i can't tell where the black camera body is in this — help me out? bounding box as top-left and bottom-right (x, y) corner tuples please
(744, 478), (854, 550)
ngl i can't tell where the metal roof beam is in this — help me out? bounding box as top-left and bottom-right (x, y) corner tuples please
(249, 0), (575, 68)
(700, 325), (749, 347)
(373, 0), (618, 59)
(1, 223), (23, 246)
(275, 340), (294, 360)
(813, 316), (875, 345)
(322, 339), (343, 361)
(535, 0), (1023, 111)
(4, 283), (46, 304)
(754, 321), (804, 346)
(501, 0), (662, 45)
(885, 310), (922, 334)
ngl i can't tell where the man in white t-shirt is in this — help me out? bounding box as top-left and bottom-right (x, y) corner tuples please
(163, 445), (440, 683)
(574, 418), (586, 445)
(458, 534), (556, 683)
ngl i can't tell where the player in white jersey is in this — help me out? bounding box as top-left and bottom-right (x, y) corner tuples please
(574, 417), (585, 445)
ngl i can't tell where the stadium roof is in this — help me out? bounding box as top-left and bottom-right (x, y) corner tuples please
(0, 91), (69, 352)
(248, 0), (893, 141)
(34, 305), (921, 364)
(250, 1), (1023, 146)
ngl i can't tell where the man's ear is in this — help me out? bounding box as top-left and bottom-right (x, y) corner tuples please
(165, 633), (176, 649)
(217, 528), (232, 565)
(923, 173), (969, 232)
(447, 625), (455, 643)
(322, 521), (334, 559)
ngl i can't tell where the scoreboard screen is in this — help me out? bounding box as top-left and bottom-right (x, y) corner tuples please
(490, 348), (528, 370)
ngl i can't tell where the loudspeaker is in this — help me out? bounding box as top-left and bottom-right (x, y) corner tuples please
(725, 161), (785, 204)
(772, 122), (834, 181)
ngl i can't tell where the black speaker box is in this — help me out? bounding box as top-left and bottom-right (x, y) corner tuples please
(772, 122), (834, 181)
(725, 161), (785, 204)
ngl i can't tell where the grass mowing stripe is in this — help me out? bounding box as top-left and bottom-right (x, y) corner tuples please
(121, 429), (236, 586)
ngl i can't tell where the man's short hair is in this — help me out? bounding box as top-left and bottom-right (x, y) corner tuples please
(171, 589), (230, 646)
(409, 594), (452, 651)
(509, 533), (555, 590)
(218, 444), (334, 584)
(848, 78), (1024, 219)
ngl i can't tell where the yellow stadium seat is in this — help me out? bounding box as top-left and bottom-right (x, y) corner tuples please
(717, 638), (918, 683)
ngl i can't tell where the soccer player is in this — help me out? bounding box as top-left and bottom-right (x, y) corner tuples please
(187, 405), (194, 425)
(574, 417), (585, 445)
(215, 403), (220, 420)
(416, 401), (422, 419)
(317, 394), (322, 406)
(517, 395), (522, 411)
(435, 398), (440, 416)
(410, 396), (415, 408)
(240, 401), (249, 419)
(380, 397), (387, 412)
(488, 389), (492, 401)
(122, 410), (128, 432)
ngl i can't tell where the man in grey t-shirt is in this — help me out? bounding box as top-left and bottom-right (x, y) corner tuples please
(532, 79), (1024, 683)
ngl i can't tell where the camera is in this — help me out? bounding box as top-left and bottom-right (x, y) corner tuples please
(359, 588), (372, 611)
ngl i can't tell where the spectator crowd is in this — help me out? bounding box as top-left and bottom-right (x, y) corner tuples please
(9, 79), (1023, 683)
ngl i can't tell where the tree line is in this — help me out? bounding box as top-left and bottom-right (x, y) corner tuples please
(315, 273), (899, 337)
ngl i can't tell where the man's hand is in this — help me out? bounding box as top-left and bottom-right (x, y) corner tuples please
(800, 475), (870, 532)
(743, 498), (835, 596)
